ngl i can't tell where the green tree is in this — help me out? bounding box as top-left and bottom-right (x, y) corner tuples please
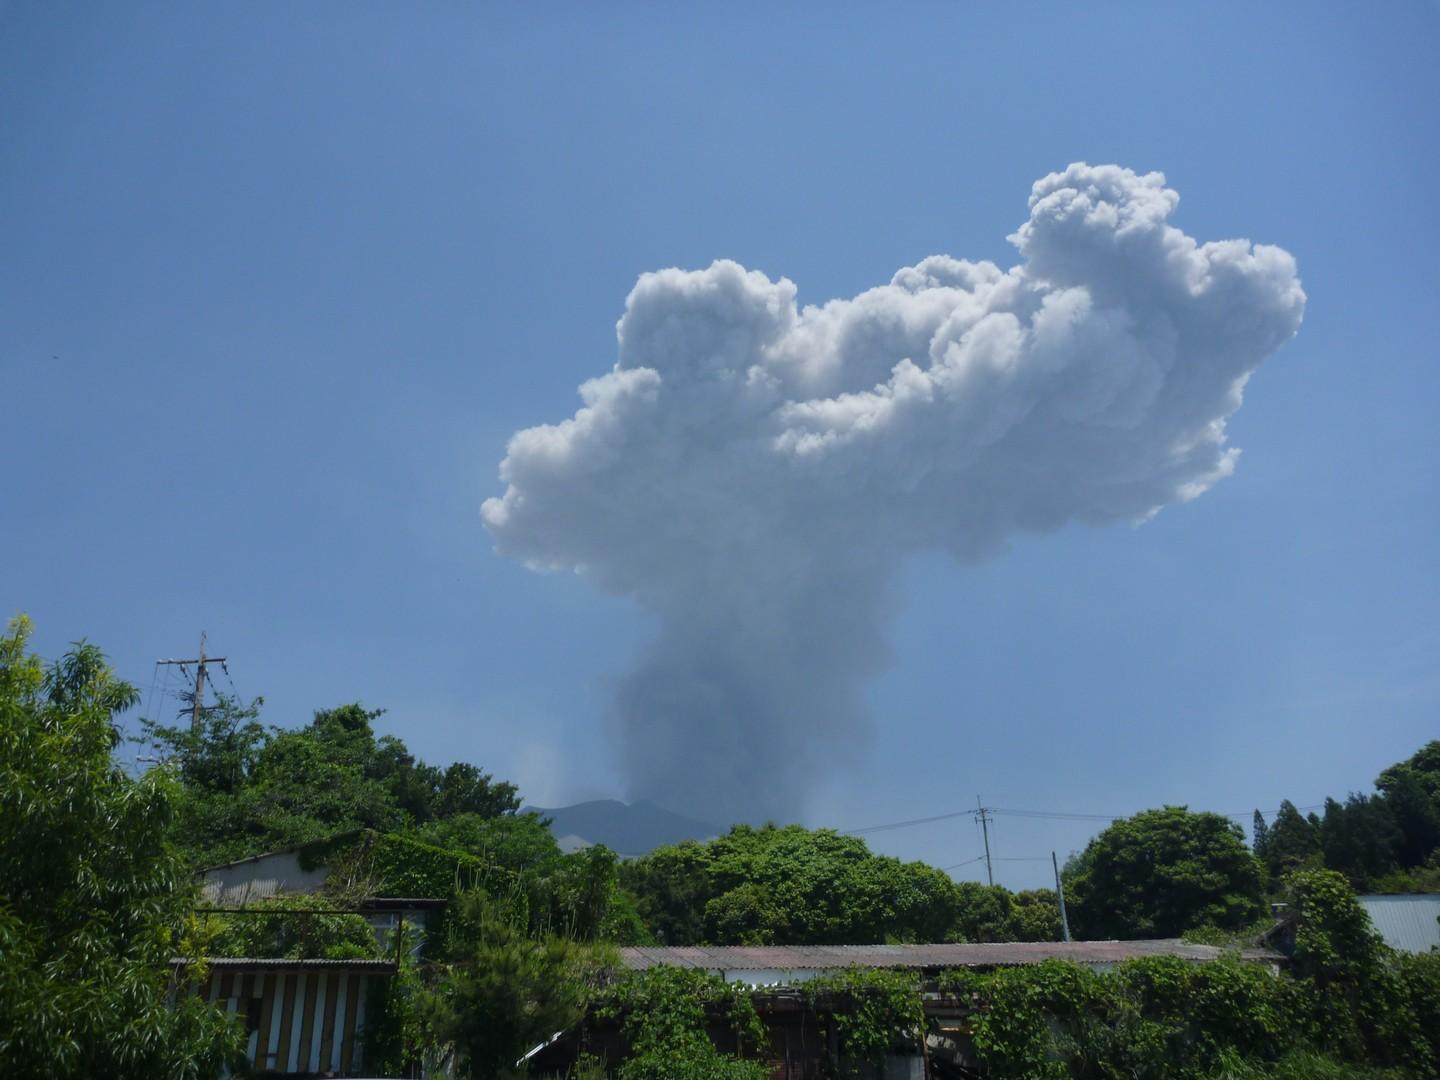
(950, 881), (1014, 942)
(1377, 741), (1440, 805)
(1378, 770), (1440, 870)
(139, 691), (267, 865)
(1318, 795), (1401, 889)
(1264, 800), (1322, 884)
(434, 761), (521, 820)
(417, 810), (561, 873)
(0, 618), (242, 1078)
(1007, 889), (1063, 942)
(426, 890), (611, 1079)
(231, 708), (411, 853)
(1285, 868), (1435, 1072)
(148, 698), (527, 867)
(1064, 806), (1266, 939)
(1252, 809), (1271, 862)
(596, 966), (767, 1080)
(620, 840), (713, 944)
(625, 824), (966, 946)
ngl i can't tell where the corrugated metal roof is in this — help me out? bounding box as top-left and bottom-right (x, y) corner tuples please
(619, 940), (1280, 971)
(170, 957), (397, 971)
(1358, 894), (1440, 954)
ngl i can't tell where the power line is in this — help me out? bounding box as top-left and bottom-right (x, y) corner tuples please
(842, 802), (1327, 837)
(842, 809), (974, 835)
(218, 658), (242, 702)
(990, 808), (1121, 822)
(142, 660), (161, 727)
(939, 855), (987, 872)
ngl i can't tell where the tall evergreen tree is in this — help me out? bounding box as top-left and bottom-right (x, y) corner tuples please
(1264, 799), (1320, 883)
(1252, 809), (1271, 861)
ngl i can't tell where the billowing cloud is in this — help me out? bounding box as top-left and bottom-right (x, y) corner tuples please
(482, 164), (1305, 823)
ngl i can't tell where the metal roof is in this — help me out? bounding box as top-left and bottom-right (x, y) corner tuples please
(1358, 894), (1440, 955)
(169, 957), (397, 971)
(619, 940), (1281, 971)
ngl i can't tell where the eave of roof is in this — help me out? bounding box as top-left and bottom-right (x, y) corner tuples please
(619, 940), (1284, 971)
(169, 957), (397, 971)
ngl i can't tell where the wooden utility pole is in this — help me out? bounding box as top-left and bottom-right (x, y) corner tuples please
(975, 797), (994, 887)
(157, 632), (227, 733)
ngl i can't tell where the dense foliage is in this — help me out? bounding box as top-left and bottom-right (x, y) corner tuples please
(1254, 742), (1440, 892)
(206, 892), (383, 961)
(803, 968), (928, 1068)
(422, 890), (613, 1080)
(0, 619), (242, 1078)
(593, 966), (767, 1080)
(601, 893), (1440, 1080)
(929, 870), (1440, 1079)
(142, 699), (521, 867)
(621, 824), (1062, 946)
(1063, 806), (1266, 939)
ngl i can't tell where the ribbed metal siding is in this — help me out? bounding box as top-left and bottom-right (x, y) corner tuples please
(193, 966), (374, 1076)
(1359, 894), (1440, 954)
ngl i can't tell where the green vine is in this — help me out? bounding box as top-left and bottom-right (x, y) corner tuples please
(802, 967), (927, 1071)
(594, 965), (767, 1080)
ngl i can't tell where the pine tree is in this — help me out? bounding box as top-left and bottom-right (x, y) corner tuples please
(1252, 809), (1271, 861)
(1265, 799), (1321, 883)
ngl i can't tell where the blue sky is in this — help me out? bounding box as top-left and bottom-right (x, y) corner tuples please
(3, 3), (1436, 887)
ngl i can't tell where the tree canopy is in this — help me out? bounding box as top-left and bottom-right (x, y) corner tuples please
(1254, 740), (1440, 893)
(621, 824), (1062, 946)
(142, 698), (521, 867)
(1063, 806), (1266, 939)
(0, 618), (241, 1078)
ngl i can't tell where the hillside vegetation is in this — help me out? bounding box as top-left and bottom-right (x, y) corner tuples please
(3, 618), (1438, 1078)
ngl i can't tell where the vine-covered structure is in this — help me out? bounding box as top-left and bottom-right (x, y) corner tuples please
(527, 941), (1287, 1079)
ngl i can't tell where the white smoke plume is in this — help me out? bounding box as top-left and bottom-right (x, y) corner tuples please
(482, 164), (1305, 823)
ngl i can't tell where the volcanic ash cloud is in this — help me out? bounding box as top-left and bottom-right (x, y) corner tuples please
(482, 163), (1305, 823)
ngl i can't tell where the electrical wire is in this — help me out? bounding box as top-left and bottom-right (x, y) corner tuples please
(143, 661), (160, 726)
(939, 855), (987, 872)
(842, 809), (975, 835)
(842, 802), (1328, 836)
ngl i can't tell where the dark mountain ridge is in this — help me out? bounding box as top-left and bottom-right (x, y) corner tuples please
(522, 798), (722, 856)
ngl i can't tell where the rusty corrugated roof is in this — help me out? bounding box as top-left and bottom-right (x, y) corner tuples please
(169, 957), (397, 971)
(619, 940), (1281, 971)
